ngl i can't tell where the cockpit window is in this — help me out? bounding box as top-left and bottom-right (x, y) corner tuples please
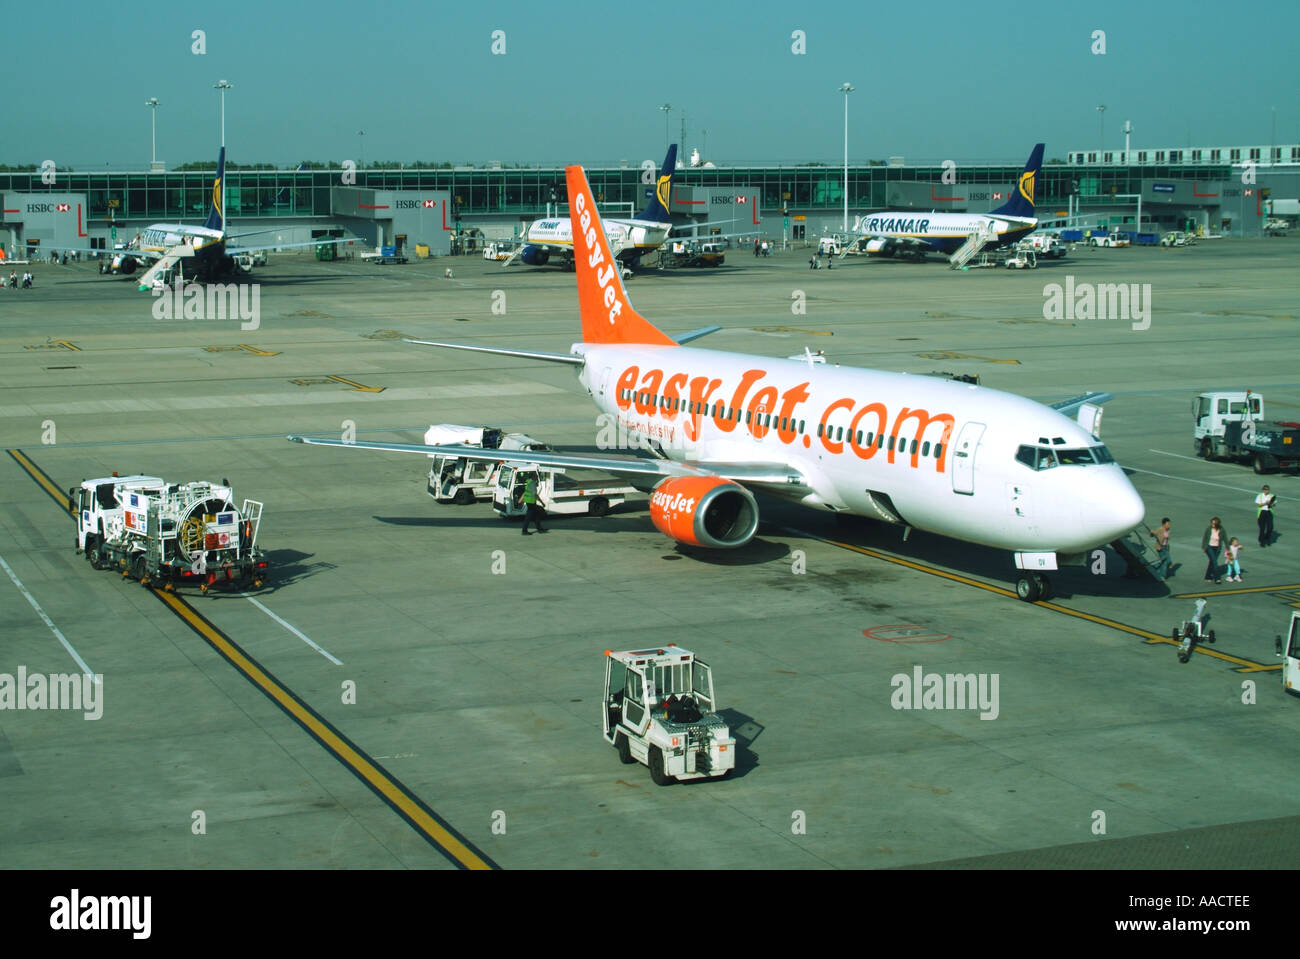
(1056, 448), (1095, 466)
(1016, 445), (1057, 470)
(1018, 443), (1116, 469)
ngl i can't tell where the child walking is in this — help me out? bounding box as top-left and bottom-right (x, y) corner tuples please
(1224, 538), (1244, 582)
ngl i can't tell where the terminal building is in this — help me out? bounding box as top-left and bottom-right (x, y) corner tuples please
(4, 145), (1298, 259)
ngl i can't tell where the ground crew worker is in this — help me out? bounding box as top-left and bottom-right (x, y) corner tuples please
(521, 472), (546, 535)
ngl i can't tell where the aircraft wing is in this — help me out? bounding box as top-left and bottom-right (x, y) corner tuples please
(1049, 391), (1114, 417)
(228, 236), (356, 255)
(846, 231), (931, 253)
(287, 435), (805, 489)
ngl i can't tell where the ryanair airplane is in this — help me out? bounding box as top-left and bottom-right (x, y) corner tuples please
(848, 143), (1044, 260)
(513, 145), (678, 269)
(84, 148), (348, 289)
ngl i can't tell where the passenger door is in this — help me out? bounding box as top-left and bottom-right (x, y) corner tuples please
(951, 422), (985, 495)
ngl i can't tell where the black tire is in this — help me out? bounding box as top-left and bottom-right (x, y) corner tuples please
(453, 487), (475, 506)
(616, 733), (634, 765)
(130, 554), (148, 584)
(1015, 575), (1040, 603)
(1207, 630), (1216, 644)
(1197, 438), (1209, 459)
(1253, 454), (1268, 475)
(587, 496), (609, 518)
(1033, 573), (1053, 601)
(648, 747), (672, 786)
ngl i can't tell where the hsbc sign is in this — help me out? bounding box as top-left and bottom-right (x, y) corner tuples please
(394, 199), (437, 209)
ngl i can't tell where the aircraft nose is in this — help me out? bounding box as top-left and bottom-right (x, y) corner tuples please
(1097, 471), (1146, 540)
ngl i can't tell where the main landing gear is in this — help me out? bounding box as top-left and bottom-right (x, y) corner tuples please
(1015, 573), (1053, 603)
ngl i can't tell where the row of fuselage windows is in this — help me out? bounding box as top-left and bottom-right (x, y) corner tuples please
(619, 388), (944, 459)
(1015, 444), (1115, 470)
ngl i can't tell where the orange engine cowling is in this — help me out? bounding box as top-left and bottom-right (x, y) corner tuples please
(648, 475), (759, 549)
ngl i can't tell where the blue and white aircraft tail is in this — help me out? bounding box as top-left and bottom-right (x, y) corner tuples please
(988, 142), (1043, 221)
(202, 147), (226, 232)
(635, 144), (677, 223)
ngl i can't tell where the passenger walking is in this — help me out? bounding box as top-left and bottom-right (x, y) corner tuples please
(1223, 538), (1243, 582)
(1148, 517), (1173, 579)
(1201, 516), (1226, 584)
(520, 472), (546, 535)
(1256, 484), (1276, 547)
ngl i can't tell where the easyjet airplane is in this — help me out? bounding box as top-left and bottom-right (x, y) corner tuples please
(290, 164), (1145, 602)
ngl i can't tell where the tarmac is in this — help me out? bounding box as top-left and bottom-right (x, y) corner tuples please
(1, 236), (1297, 870)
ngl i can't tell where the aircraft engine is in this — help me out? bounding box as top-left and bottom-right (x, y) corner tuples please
(649, 475), (759, 549)
(519, 245), (550, 266)
(119, 257), (138, 275)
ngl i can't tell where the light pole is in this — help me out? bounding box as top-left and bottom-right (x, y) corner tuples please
(145, 98), (160, 167)
(358, 130), (365, 170)
(659, 103), (672, 154)
(840, 82), (854, 232)
(213, 80), (232, 230)
(1123, 119), (1131, 165)
(1096, 104), (1106, 159)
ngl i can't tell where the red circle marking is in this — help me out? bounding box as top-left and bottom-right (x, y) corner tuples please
(802, 434), (811, 448)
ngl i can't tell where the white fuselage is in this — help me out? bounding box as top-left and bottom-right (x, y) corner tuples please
(526, 216), (670, 257)
(134, 223), (225, 255)
(854, 212), (1035, 252)
(575, 343), (1144, 554)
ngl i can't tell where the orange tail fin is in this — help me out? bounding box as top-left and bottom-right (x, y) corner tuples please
(565, 165), (677, 347)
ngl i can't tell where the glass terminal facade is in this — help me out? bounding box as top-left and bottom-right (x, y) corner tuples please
(0, 161), (1233, 223)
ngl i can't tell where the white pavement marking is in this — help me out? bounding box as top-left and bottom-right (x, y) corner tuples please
(0, 553), (99, 681)
(1131, 462), (1259, 495)
(241, 594), (343, 665)
(0, 382), (563, 419)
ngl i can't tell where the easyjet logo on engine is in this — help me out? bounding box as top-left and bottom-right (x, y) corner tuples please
(650, 489), (696, 514)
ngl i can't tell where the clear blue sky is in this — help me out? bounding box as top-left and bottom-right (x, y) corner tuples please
(5, 0), (1297, 169)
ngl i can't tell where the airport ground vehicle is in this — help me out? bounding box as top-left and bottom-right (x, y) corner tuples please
(1173, 599), (1216, 663)
(1281, 612), (1299, 696)
(1160, 231), (1191, 247)
(1004, 248), (1037, 269)
(71, 476), (266, 591)
(482, 241), (518, 261)
(602, 645), (736, 785)
(662, 239), (725, 268)
(425, 425), (551, 504)
(1022, 233), (1066, 258)
(1090, 231), (1130, 248)
(491, 463), (633, 519)
(363, 244), (408, 265)
(1193, 391), (1300, 473)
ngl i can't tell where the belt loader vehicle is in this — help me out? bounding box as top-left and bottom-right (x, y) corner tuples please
(602, 645), (736, 785)
(492, 462), (633, 519)
(425, 424), (551, 505)
(71, 475), (266, 592)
